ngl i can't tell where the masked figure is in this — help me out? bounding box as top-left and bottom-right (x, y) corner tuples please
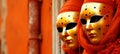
(56, 12), (79, 49)
(57, 0), (120, 54)
(80, 3), (115, 44)
(56, 12), (83, 54)
(78, 0), (120, 54)
(56, 0), (83, 54)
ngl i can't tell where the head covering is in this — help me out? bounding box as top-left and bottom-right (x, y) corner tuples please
(83, 0), (116, 7)
(77, 0), (120, 53)
(59, 0), (83, 13)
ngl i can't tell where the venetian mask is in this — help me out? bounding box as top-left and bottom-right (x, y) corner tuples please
(56, 12), (79, 49)
(80, 3), (115, 44)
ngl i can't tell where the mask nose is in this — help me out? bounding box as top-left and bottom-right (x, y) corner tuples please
(61, 27), (69, 38)
(62, 27), (66, 35)
(86, 20), (93, 31)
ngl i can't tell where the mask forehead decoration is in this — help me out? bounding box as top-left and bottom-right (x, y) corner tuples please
(56, 12), (79, 27)
(80, 3), (114, 44)
(56, 12), (79, 49)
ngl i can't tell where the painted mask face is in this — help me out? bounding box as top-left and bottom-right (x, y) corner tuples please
(80, 3), (114, 44)
(56, 12), (79, 49)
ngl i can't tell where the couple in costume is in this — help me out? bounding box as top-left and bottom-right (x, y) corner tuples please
(56, 0), (120, 54)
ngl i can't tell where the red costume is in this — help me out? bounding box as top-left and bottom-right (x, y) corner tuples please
(58, 0), (120, 54)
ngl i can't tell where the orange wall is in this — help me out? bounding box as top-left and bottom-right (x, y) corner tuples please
(41, 0), (52, 54)
(5, 0), (52, 54)
(6, 0), (29, 54)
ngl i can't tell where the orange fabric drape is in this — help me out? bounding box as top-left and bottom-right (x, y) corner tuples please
(59, 0), (83, 13)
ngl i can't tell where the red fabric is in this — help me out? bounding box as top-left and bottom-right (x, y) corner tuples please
(77, 0), (120, 54)
(59, 0), (83, 13)
(62, 45), (76, 54)
(62, 44), (83, 54)
(98, 38), (120, 54)
(83, 0), (116, 7)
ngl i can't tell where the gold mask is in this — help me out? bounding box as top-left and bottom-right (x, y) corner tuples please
(56, 12), (79, 49)
(80, 3), (114, 44)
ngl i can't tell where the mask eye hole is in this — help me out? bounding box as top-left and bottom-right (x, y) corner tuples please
(90, 15), (103, 23)
(57, 27), (63, 32)
(80, 18), (86, 25)
(66, 22), (77, 30)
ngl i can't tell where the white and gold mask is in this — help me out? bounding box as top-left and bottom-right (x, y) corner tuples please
(56, 12), (79, 49)
(80, 3), (115, 44)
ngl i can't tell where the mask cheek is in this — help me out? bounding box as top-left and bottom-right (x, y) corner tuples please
(102, 19), (111, 34)
(67, 28), (76, 36)
(97, 27), (104, 36)
(59, 33), (64, 40)
(91, 23), (103, 37)
(96, 24), (107, 39)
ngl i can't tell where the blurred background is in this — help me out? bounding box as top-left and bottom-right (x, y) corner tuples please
(0, 0), (67, 54)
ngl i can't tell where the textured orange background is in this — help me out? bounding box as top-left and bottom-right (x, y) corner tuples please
(41, 0), (52, 54)
(0, 3), (1, 39)
(0, 3), (1, 54)
(6, 0), (29, 54)
(5, 0), (52, 54)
